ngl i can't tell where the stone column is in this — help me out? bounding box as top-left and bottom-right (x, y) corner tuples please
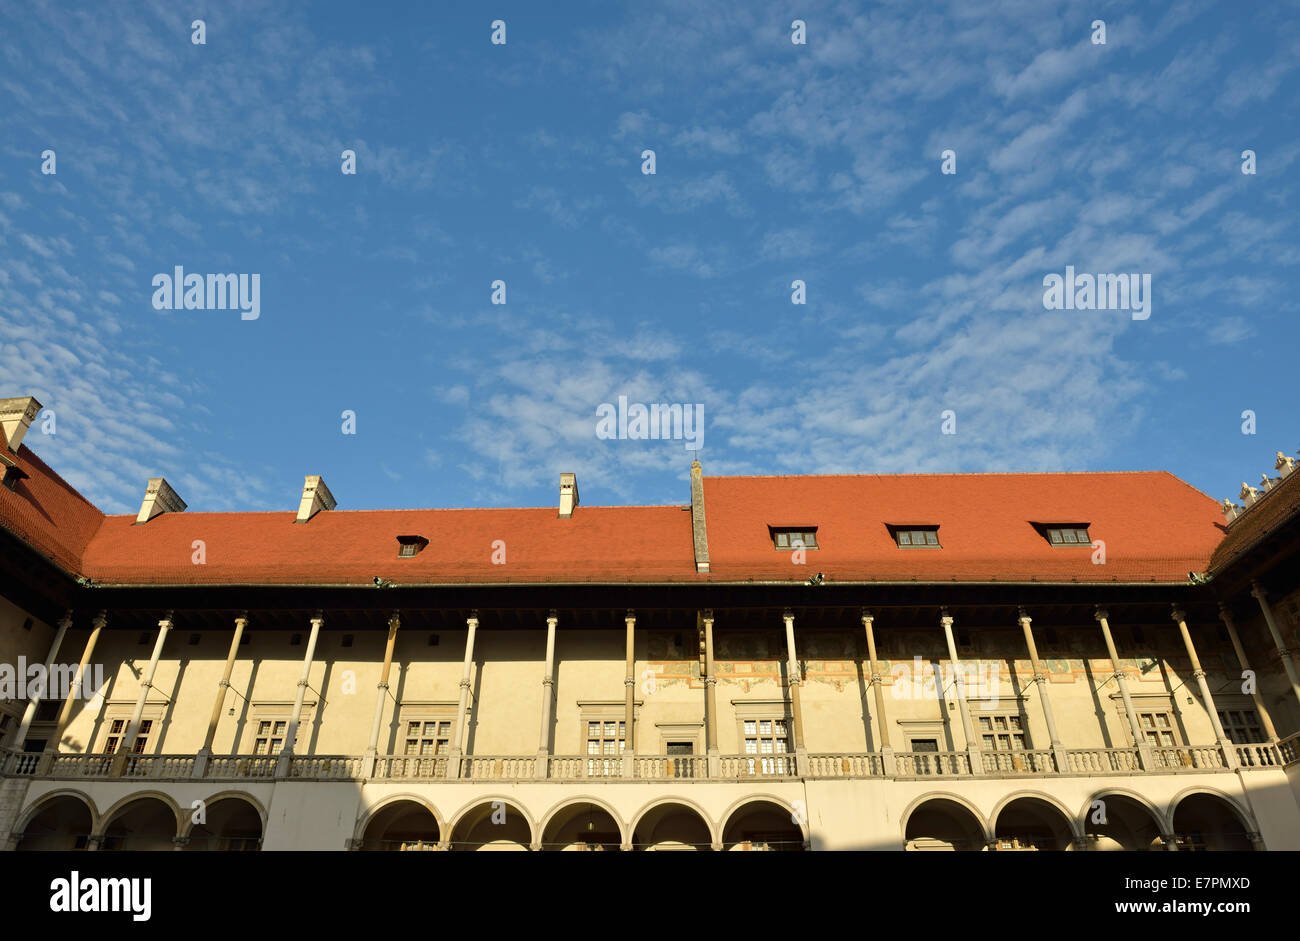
(1018, 608), (1067, 772)
(861, 611), (896, 776)
(941, 608), (983, 775)
(1095, 607), (1154, 770)
(363, 612), (401, 779)
(782, 610), (807, 764)
(12, 609), (72, 751)
(1217, 604), (1278, 741)
(1171, 606), (1237, 768)
(703, 609), (720, 777)
(114, 611), (174, 775)
(446, 611), (478, 780)
(536, 611), (558, 778)
(195, 613), (247, 777)
(623, 610), (636, 777)
(1250, 581), (1300, 714)
(50, 610), (107, 751)
(275, 612), (323, 778)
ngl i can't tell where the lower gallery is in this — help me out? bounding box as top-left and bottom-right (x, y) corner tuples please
(2, 393), (1299, 851)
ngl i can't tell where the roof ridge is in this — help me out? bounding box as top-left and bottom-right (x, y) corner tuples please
(705, 470), (1174, 481)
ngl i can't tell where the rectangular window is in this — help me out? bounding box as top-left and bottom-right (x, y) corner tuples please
(404, 720), (452, 756)
(892, 527), (940, 547)
(586, 720), (625, 776)
(1045, 526), (1091, 546)
(742, 717), (790, 774)
(978, 714), (1027, 751)
(1139, 711), (1180, 751)
(771, 529), (817, 550)
(255, 720), (289, 755)
(1217, 708), (1264, 745)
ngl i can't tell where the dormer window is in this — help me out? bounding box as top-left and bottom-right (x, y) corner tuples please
(396, 535), (429, 558)
(888, 525), (940, 548)
(1039, 525), (1091, 546)
(770, 527), (818, 550)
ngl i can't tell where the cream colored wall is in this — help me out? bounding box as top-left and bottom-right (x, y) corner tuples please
(44, 615), (1300, 758)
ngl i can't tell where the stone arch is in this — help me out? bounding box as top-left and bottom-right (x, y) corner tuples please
(446, 796), (534, 851)
(720, 795), (807, 850)
(14, 791), (98, 851)
(901, 793), (989, 851)
(537, 797), (626, 850)
(98, 793), (182, 851)
(1169, 788), (1255, 851)
(1078, 789), (1167, 851)
(182, 792), (266, 851)
(629, 797), (716, 851)
(991, 792), (1079, 851)
(356, 795), (444, 851)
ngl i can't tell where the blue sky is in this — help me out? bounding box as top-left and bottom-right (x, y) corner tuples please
(1, 0), (1297, 515)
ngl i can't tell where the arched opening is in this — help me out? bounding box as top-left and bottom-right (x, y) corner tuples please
(15, 796), (94, 851)
(1082, 794), (1165, 851)
(540, 802), (622, 851)
(360, 800), (440, 851)
(448, 801), (531, 851)
(186, 798), (263, 851)
(1171, 794), (1252, 851)
(904, 798), (985, 851)
(632, 802), (712, 851)
(993, 797), (1073, 851)
(721, 800), (804, 851)
(102, 798), (177, 851)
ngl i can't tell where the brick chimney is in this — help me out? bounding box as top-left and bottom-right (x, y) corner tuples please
(296, 475), (337, 522)
(136, 478), (187, 524)
(0, 396), (42, 453)
(559, 472), (579, 518)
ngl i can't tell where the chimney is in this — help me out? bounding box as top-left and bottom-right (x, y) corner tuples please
(136, 477), (187, 524)
(0, 396), (42, 453)
(296, 475), (337, 522)
(690, 459), (710, 572)
(558, 472), (579, 518)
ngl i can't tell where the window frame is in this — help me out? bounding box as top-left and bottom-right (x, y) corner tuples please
(769, 527), (818, 551)
(887, 524), (941, 548)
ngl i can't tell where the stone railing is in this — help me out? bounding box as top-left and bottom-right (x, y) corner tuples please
(981, 750), (1057, 775)
(804, 753), (883, 778)
(289, 755), (364, 780)
(1151, 746), (1226, 771)
(896, 751), (971, 776)
(208, 756), (277, 779)
(4, 739), (1291, 783)
(634, 755), (708, 780)
(1065, 748), (1141, 774)
(462, 756), (536, 780)
(373, 755), (447, 781)
(719, 754), (798, 778)
(1278, 732), (1300, 766)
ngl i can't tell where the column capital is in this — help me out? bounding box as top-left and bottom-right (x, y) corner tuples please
(1217, 602), (1233, 621)
(1094, 606), (1109, 622)
(56, 609), (74, 629)
(91, 610), (108, 629)
(782, 608), (794, 622)
(388, 611), (401, 630)
(939, 607), (953, 628)
(1250, 580), (1267, 601)
(466, 610), (479, 626)
(1170, 605), (1187, 624)
(234, 613), (249, 628)
(860, 608), (874, 624)
(701, 608), (714, 624)
(704, 676), (717, 687)
(1017, 607), (1031, 626)
(310, 612), (325, 627)
(625, 610), (636, 625)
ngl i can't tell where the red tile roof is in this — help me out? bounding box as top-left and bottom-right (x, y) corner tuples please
(0, 439), (1227, 587)
(0, 444), (105, 574)
(702, 472), (1224, 584)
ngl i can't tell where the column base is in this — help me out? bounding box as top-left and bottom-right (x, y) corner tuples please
(536, 750), (550, 778)
(361, 747), (377, 780)
(880, 746), (897, 777)
(193, 749), (211, 779)
(1050, 744), (1070, 774)
(966, 744), (985, 775)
